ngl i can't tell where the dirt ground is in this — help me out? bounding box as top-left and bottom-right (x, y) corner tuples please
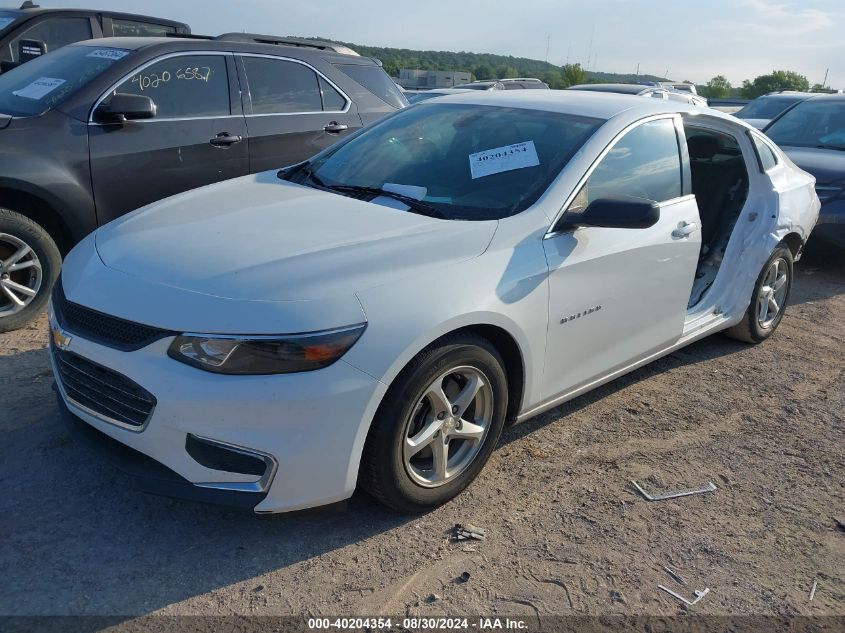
(1, 249), (843, 624)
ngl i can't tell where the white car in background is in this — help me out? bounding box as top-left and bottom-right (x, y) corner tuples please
(51, 91), (819, 514)
(569, 83), (708, 106)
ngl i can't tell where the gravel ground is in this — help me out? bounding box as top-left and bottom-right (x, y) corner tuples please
(0, 249), (843, 624)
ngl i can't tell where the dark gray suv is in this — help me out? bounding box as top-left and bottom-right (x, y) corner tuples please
(0, 36), (407, 331)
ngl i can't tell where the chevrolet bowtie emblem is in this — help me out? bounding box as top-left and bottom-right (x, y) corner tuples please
(51, 323), (72, 349)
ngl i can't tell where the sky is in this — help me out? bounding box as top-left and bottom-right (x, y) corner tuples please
(43, 0), (845, 88)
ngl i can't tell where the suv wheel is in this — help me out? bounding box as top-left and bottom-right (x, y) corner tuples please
(0, 209), (61, 333)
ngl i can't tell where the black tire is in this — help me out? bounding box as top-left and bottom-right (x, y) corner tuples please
(360, 333), (509, 513)
(724, 243), (794, 344)
(0, 208), (62, 333)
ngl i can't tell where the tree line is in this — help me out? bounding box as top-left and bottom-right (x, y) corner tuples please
(327, 39), (829, 98)
(698, 70), (835, 99)
(337, 41), (665, 89)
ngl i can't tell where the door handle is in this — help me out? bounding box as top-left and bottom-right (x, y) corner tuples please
(323, 121), (348, 133)
(209, 132), (243, 147)
(672, 221), (698, 238)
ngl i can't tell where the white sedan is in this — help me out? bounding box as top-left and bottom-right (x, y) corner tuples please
(50, 91), (819, 513)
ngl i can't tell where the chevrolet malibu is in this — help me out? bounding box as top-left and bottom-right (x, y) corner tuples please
(50, 92), (820, 513)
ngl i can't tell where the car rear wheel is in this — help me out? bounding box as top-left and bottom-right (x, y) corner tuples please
(360, 333), (508, 512)
(724, 243), (793, 344)
(0, 209), (61, 333)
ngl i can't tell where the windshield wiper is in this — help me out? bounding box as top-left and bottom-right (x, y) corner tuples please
(816, 144), (845, 152)
(324, 184), (447, 219)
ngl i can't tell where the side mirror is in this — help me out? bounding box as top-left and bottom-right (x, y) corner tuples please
(557, 195), (660, 231)
(18, 39), (47, 63)
(94, 93), (157, 123)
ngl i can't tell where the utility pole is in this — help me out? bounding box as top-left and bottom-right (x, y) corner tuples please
(635, 62), (640, 78)
(822, 68), (829, 89)
(545, 34), (550, 64)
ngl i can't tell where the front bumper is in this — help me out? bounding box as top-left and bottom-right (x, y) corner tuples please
(814, 199), (845, 249)
(50, 324), (386, 514)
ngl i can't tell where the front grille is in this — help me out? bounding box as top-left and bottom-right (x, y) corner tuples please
(52, 277), (174, 351)
(53, 346), (156, 429)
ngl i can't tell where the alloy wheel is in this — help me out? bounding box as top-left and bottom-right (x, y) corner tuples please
(402, 365), (494, 488)
(756, 257), (789, 329)
(0, 233), (43, 317)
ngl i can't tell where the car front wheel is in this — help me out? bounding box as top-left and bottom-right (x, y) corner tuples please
(725, 243), (794, 344)
(360, 333), (508, 512)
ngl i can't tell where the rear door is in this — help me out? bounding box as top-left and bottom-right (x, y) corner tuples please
(541, 115), (702, 399)
(88, 52), (249, 224)
(236, 54), (361, 172)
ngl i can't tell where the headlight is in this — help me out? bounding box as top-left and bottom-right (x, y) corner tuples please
(168, 324), (366, 375)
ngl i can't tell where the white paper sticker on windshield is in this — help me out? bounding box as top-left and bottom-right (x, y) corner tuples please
(12, 77), (66, 100)
(87, 49), (129, 61)
(469, 140), (540, 179)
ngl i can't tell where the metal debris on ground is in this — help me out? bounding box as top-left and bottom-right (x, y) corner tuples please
(663, 566), (687, 586)
(452, 523), (486, 542)
(810, 580), (818, 601)
(631, 480), (717, 502)
(658, 585), (710, 606)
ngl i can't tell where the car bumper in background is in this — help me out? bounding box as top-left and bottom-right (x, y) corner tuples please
(814, 199), (845, 249)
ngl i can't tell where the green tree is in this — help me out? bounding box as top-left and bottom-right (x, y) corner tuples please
(703, 75), (732, 98)
(560, 63), (587, 87)
(473, 64), (494, 80)
(740, 70), (810, 99)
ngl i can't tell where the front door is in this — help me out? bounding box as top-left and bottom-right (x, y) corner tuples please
(541, 116), (701, 399)
(89, 52), (249, 225)
(237, 54), (361, 172)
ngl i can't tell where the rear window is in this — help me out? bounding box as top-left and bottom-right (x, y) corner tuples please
(111, 19), (177, 37)
(334, 63), (407, 109)
(0, 44), (131, 117)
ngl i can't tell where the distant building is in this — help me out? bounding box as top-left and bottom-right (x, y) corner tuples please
(398, 69), (472, 89)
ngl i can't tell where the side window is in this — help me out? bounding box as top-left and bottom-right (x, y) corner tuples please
(242, 57), (323, 114)
(10, 17), (92, 61)
(111, 19), (177, 37)
(751, 133), (778, 172)
(319, 76), (346, 111)
(115, 55), (230, 118)
(568, 118), (682, 212)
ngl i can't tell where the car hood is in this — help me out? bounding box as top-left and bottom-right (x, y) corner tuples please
(779, 146), (845, 184)
(741, 118), (769, 130)
(95, 170), (498, 302)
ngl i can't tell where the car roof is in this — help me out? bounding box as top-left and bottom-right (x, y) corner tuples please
(71, 36), (368, 63)
(4, 5), (188, 29)
(423, 89), (709, 120)
(568, 83), (649, 95)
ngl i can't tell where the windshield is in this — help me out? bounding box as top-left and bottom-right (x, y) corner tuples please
(0, 44), (131, 117)
(407, 92), (446, 103)
(736, 95), (804, 120)
(765, 99), (845, 149)
(295, 103), (604, 220)
(454, 83), (494, 90)
(0, 12), (19, 33)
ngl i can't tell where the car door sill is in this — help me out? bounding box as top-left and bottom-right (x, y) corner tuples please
(516, 316), (730, 423)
